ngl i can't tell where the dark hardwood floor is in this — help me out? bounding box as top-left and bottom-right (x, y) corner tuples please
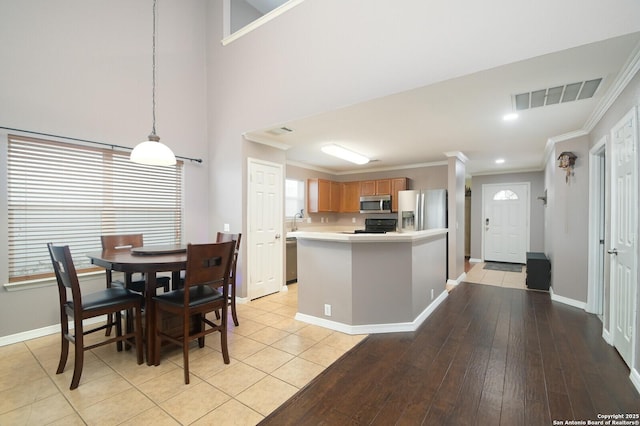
(261, 282), (640, 425)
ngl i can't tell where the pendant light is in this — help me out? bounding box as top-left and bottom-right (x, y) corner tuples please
(130, 0), (176, 166)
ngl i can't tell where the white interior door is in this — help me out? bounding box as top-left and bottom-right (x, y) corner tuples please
(482, 183), (529, 264)
(609, 107), (638, 368)
(248, 158), (284, 300)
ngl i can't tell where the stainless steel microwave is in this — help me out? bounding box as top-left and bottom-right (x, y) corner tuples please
(359, 195), (392, 213)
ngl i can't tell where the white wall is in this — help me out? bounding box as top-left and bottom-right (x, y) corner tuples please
(0, 0), (209, 337)
(548, 136), (591, 302)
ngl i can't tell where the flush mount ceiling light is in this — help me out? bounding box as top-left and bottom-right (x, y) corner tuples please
(130, 0), (176, 166)
(495, 158), (505, 164)
(321, 144), (369, 165)
(503, 113), (518, 121)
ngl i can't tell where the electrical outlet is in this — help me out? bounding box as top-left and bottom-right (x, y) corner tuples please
(324, 304), (332, 316)
(431, 289), (434, 300)
(224, 223), (230, 232)
(307, 217), (311, 223)
(352, 217), (356, 223)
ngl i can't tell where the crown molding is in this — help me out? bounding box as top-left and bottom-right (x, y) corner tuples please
(285, 160), (337, 175)
(286, 159), (448, 176)
(444, 151), (469, 163)
(471, 166), (543, 177)
(243, 132), (291, 150)
(583, 39), (640, 132)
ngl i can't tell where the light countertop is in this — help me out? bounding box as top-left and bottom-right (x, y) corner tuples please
(288, 228), (448, 243)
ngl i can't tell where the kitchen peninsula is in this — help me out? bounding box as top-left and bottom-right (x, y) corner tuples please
(289, 228), (448, 334)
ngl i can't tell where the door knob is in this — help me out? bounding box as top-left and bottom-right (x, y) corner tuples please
(607, 248), (618, 255)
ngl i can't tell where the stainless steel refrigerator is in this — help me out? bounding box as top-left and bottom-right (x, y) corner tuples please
(397, 189), (447, 232)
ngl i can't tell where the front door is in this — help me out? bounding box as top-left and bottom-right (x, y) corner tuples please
(248, 158), (284, 300)
(609, 107), (638, 368)
(482, 183), (529, 264)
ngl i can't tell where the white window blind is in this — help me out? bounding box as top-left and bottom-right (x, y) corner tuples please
(7, 135), (183, 282)
(285, 178), (304, 218)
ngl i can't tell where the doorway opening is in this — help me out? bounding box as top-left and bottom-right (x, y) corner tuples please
(587, 136), (607, 319)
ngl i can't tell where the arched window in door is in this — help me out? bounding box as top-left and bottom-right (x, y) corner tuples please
(493, 189), (519, 201)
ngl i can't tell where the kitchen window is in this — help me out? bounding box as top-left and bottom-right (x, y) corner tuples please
(6, 135), (183, 283)
(285, 178), (304, 218)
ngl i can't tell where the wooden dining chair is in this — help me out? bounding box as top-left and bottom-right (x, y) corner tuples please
(101, 234), (170, 335)
(47, 243), (143, 390)
(215, 232), (242, 326)
(101, 234), (171, 293)
(152, 241), (235, 384)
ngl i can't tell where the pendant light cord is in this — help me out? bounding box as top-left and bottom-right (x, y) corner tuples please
(151, 0), (157, 138)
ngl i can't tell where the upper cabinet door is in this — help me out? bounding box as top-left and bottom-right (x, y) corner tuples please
(360, 180), (376, 196)
(376, 179), (391, 195)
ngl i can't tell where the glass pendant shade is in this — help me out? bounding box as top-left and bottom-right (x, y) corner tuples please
(130, 134), (176, 166)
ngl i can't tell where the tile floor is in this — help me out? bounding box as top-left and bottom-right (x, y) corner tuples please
(0, 284), (368, 425)
(464, 261), (527, 289)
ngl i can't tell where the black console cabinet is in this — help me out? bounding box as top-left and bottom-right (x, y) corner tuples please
(526, 252), (550, 291)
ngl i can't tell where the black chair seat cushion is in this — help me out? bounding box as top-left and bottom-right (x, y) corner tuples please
(112, 275), (171, 293)
(67, 287), (142, 312)
(153, 285), (223, 308)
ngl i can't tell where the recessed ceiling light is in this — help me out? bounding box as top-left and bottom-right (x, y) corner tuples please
(503, 113), (518, 121)
(321, 144), (369, 165)
(495, 158), (505, 164)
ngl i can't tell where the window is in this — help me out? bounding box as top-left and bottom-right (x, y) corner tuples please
(285, 179), (304, 218)
(223, 0), (305, 45)
(493, 190), (519, 201)
(7, 135), (183, 282)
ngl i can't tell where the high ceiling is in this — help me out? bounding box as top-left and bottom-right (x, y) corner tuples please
(245, 32), (640, 176)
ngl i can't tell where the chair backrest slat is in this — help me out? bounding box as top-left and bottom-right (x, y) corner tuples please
(101, 234), (144, 251)
(183, 241), (235, 300)
(47, 243), (82, 309)
(216, 232), (241, 279)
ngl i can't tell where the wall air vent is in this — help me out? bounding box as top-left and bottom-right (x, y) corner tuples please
(514, 78), (602, 111)
(266, 126), (293, 136)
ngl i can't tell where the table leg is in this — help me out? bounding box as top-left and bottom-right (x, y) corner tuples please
(145, 273), (158, 365)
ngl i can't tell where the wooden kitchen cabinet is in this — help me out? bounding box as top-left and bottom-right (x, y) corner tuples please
(307, 178), (341, 213)
(330, 181), (341, 212)
(340, 181), (361, 213)
(360, 180), (376, 196)
(391, 177), (408, 212)
(360, 179), (392, 196)
(376, 179), (391, 195)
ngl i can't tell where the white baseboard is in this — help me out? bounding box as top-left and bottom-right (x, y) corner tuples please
(469, 258), (482, 263)
(549, 286), (587, 310)
(0, 316), (107, 347)
(602, 327), (613, 345)
(294, 289), (449, 335)
(447, 272), (466, 287)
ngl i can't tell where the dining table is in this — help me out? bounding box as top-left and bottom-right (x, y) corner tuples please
(87, 244), (186, 365)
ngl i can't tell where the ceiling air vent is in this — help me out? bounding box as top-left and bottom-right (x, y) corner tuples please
(266, 126), (293, 136)
(514, 78), (602, 111)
